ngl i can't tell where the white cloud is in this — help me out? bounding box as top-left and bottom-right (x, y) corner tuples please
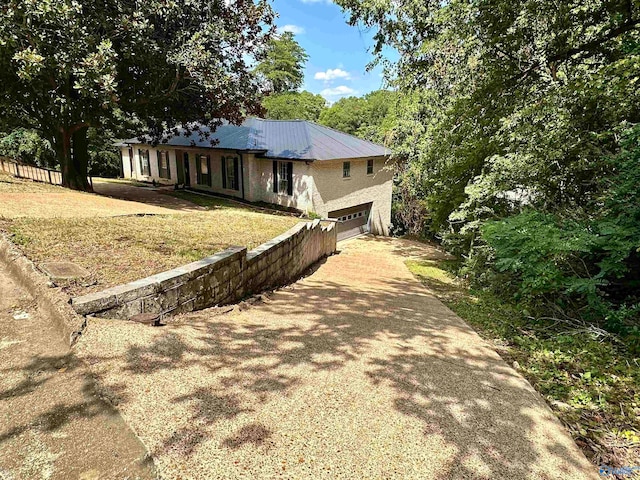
(320, 85), (356, 98)
(314, 68), (351, 82)
(277, 24), (305, 35)
(300, 0), (332, 3)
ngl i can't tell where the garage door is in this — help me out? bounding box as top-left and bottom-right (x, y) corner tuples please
(329, 203), (371, 241)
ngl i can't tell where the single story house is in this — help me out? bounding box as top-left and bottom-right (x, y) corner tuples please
(119, 118), (393, 240)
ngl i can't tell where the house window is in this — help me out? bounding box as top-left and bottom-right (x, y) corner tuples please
(343, 161), (351, 178)
(157, 151), (171, 179)
(139, 149), (150, 176)
(273, 160), (293, 196)
(367, 159), (374, 175)
(279, 161), (289, 194)
(222, 156), (239, 191)
(197, 154), (211, 186)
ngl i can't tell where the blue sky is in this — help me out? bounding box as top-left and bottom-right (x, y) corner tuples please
(271, 0), (397, 102)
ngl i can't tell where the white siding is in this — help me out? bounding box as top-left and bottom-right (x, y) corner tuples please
(246, 156), (315, 212)
(311, 158), (393, 236)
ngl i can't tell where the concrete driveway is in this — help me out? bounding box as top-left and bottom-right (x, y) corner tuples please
(76, 237), (598, 479)
(0, 261), (153, 480)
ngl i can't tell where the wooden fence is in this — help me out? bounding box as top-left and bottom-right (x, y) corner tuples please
(0, 156), (92, 187)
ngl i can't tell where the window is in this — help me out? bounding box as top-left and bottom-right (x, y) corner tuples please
(343, 161), (351, 178)
(157, 151), (171, 179)
(367, 159), (374, 175)
(139, 149), (150, 176)
(222, 156), (239, 191)
(197, 154), (211, 186)
(273, 160), (293, 196)
(279, 161), (288, 194)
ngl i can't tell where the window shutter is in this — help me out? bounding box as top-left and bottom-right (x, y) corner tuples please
(139, 150), (143, 174)
(156, 151), (161, 177)
(287, 162), (293, 196)
(166, 153), (171, 179)
(221, 156), (227, 189)
(206, 155), (212, 186)
(196, 155), (202, 184)
(233, 158), (239, 191)
(273, 161), (278, 193)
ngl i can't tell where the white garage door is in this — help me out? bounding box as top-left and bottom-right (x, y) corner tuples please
(329, 203), (372, 241)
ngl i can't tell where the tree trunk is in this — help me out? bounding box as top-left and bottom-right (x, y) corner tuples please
(55, 126), (92, 191)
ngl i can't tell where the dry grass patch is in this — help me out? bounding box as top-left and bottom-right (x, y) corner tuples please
(0, 170), (63, 194)
(7, 210), (299, 296)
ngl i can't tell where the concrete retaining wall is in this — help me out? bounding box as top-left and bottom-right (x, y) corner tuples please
(0, 234), (87, 346)
(71, 220), (336, 320)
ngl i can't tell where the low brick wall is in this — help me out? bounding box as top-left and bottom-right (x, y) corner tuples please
(71, 220), (337, 320)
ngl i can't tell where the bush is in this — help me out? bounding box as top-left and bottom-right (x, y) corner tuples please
(475, 126), (640, 349)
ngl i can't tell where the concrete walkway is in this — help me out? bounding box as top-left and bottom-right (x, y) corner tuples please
(75, 237), (599, 479)
(0, 262), (155, 480)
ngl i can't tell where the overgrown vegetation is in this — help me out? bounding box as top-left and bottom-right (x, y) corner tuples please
(407, 259), (640, 469)
(335, 1), (640, 359)
(318, 90), (397, 143)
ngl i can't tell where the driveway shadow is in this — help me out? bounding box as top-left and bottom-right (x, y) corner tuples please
(76, 238), (598, 479)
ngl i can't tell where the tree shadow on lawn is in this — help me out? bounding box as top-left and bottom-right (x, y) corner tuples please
(84, 271), (596, 479)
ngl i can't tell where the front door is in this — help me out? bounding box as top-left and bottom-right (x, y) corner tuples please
(183, 153), (191, 186)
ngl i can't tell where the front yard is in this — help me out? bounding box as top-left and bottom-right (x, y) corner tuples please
(0, 174), (299, 296)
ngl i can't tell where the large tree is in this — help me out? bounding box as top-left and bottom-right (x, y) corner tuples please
(334, 0), (640, 330)
(335, 0), (640, 232)
(263, 91), (326, 121)
(254, 31), (308, 94)
(318, 90), (397, 142)
(0, 0), (274, 190)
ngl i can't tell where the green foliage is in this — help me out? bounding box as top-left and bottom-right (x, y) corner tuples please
(0, 129), (56, 167)
(263, 91), (327, 121)
(254, 31), (308, 94)
(318, 90), (397, 143)
(480, 126), (640, 342)
(0, 0), (275, 189)
(337, 0), (640, 340)
(87, 128), (120, 178)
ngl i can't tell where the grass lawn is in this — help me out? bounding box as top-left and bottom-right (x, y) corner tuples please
(407, 258), (640, 472)
(1, 173), (299, 296)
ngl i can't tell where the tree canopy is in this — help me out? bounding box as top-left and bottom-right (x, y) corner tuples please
(0, 0), (275, 190)
(254, 31), (308, 94)
(263, 91), (326, 121)
(335, 0), (640, 338)
(318, 90), (397, 142)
